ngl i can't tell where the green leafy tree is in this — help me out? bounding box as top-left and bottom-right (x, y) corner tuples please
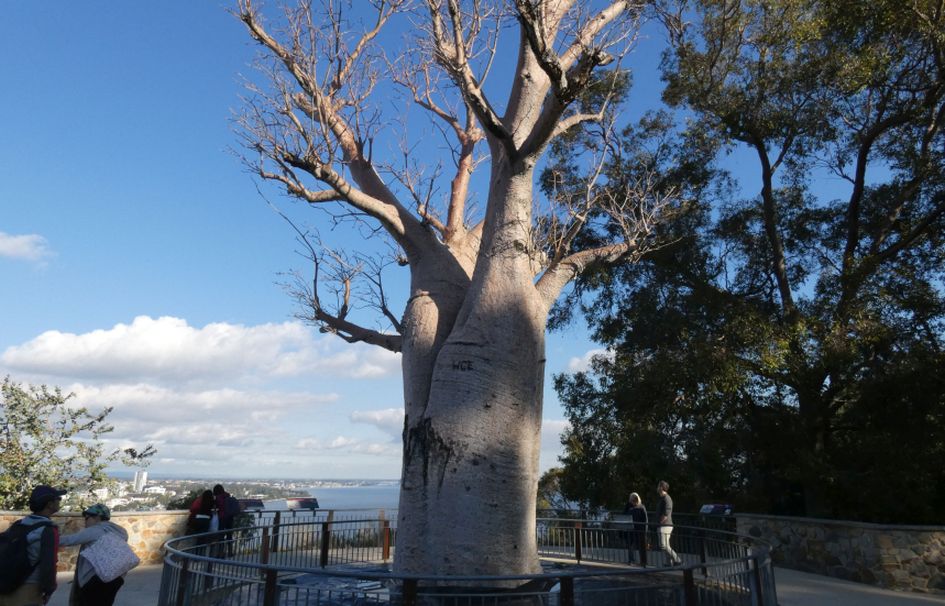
(536, 467), (573, 512)
(0, 377), (155, 510)
(554, 0), (945, 522)
(165, 489), (203, 511)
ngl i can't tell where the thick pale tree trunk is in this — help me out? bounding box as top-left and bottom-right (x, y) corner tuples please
(395, 169), (547, 578)
(235, 0), (639, 584)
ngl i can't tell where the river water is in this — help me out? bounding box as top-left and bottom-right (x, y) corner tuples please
(304, 484), (400, 511)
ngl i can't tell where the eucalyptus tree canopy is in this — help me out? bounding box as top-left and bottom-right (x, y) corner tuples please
(233, 0), (684, 576)
(553, 0), (945, 522)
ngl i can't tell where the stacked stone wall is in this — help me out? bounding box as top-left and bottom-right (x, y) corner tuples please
(737, 513), (945, 594)
(0, 510), (188, 571)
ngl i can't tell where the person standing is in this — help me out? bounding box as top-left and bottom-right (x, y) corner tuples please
(59, 504), (130, 606)
(212, 484), (238, 556)
(0, 485), (66, 606)
(187, 490), (215, 550)
(657, 480), (682, 566)
(212, 485), (236, 533)
(623, 492), (648, 565)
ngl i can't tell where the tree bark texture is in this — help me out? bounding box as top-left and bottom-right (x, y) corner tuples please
(235, 0), (645, 580)
(396, 169), (548, 577)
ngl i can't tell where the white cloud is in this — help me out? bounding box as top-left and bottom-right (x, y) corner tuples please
(66, 383), (336, 426)
(53, 381), (349, 473)
(145, 424), (256, 447)
(351, 349), (402, 379)
(295, 438), (321, 449)
(350, 408), (404, 439)
(542, 419), (570, 439)
(566, 348), (614, 373)
(0, 315), (575, 479)
(0, 316), (400, 384)
(0, 316), (408, 477)
(328, 436), (356, 449)
(0, 231), (52, 262)
(541, 419), (570, 453)
(351, 442), (399, 456)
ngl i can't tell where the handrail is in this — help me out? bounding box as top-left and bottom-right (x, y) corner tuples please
(160, 516), (778, 605)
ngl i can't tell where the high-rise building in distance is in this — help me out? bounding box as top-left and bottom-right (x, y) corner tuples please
(133, 470), (148, 492)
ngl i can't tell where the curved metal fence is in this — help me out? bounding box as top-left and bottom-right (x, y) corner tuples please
(160, 515), (777, 605)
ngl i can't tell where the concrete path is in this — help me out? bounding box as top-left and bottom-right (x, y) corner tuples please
(51, 565), (164, 606)
(50, 564), (945, 606)
(775, 567), (945, 605)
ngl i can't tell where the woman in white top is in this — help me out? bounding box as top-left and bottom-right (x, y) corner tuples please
(59, 504), (130, 606)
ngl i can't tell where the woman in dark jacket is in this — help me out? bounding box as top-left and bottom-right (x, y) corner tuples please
(623, 492), (649, 565)
(187, 490), (215, 547)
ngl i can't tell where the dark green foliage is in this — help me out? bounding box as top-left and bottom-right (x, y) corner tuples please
(166, 489), (203, 511)
(553, 0), (945, 523)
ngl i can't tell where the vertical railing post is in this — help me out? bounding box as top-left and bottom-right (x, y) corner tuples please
(259, 527), (270, 580)
(626, 523), (633, 564)
(574, 521), (583, 563)
(262, 568), (279, 606)
(402, 578), (418, 606)
(699, 528), (708, 577)
(751, 556), (766, 606)
(560, 576), (575, 606)
(382, 519), (391, 561)
(203, 557), (214, 592)
(683, 568), (697, 606)
(320, 521), (331, 568)
(641, 529), (648, 567)
(271, 511), (281, 553)
(174, 559), (191, 606)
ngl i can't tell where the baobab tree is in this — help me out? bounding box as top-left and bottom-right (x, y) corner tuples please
(235, 0), (674, 577)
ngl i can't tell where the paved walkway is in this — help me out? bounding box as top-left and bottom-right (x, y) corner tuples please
(51, 564), (945, 606)
(775, 567), (945, 605)
(51, 565), (164, 606)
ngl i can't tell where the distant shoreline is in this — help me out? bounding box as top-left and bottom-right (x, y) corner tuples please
(106, 472), (400, 485)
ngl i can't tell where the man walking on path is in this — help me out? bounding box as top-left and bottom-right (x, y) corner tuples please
(657, 480), (682, 566)
(0, 485), (66, 606)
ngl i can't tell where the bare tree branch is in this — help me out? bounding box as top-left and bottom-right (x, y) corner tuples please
(389, 57), (486, 244)
(535, 162), (679, 308)
(236, 0), (435, 256)
(425, 0), (515, 157)
(516, 0), (633, 103)
(272, 201), (403, 352)
(514, 2), (637, 156)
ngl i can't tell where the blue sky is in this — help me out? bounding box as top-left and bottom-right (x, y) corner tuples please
(0, 2), (609, 479)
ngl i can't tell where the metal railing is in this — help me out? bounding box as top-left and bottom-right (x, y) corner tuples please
(238, 507), (398, 526)
(160, 515), (777, 605)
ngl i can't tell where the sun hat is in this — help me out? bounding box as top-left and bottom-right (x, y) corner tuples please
(82, 503), (111, 520)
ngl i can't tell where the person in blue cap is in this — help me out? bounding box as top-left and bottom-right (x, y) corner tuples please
(59, 504), (132, 606)
(0, 485), (66, 606)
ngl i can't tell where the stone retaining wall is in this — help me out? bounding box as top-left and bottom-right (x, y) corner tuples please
(0, 510), (188, 571)
(737, 513), (945, 594)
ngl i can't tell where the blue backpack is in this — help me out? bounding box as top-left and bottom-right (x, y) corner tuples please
(0, 520), (52, 594)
